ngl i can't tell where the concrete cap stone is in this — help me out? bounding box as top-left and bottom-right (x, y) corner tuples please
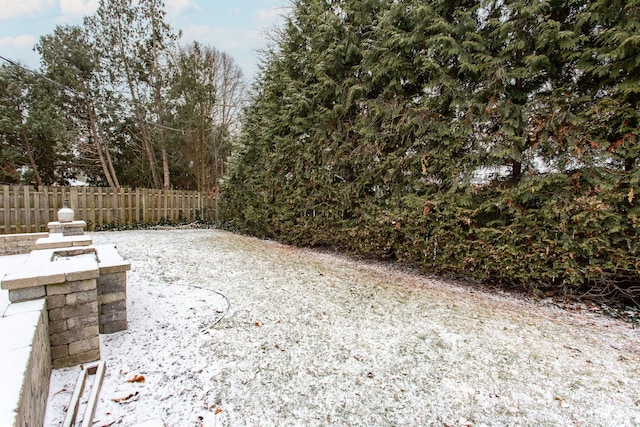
(46, 220), (87, 229)
(33, 235), (92, 250)
(1, 269), (66, 290)
(0, 289), (9, 317)
(0, 302), (45, 419)
(0, 311), (40, 350)
(3, 299), (46, 317)
(1, 248), (100, 290)
(94, 245), (131, 273)
(0, 345), (30, 417)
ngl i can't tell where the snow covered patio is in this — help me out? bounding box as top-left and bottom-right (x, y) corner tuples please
(45, 229), (639, 426)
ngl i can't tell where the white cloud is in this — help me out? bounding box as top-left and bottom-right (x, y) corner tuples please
(181, 25), (272, 51)
(0, 34), (37, 49)
(59, 0), (98, 17)
(179, 24), (275, 81)
(256, 7), (285, 24)
(166, 0), (199, 17)
(0, 0), (55, 20)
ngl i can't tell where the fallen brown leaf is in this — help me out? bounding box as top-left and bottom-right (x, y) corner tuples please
(127, 374), (145, 383)
(111, 391), (139, 403)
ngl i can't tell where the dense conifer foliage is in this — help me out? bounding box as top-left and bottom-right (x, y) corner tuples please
(222, 0), (640, 305)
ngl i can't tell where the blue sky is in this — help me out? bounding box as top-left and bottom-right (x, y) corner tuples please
(0, 0), (290, 82)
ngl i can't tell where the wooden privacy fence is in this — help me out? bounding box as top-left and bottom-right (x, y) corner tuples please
(0, 185), (217, 235)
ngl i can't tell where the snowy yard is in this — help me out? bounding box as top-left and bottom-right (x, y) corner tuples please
(45, 229), (640, 426)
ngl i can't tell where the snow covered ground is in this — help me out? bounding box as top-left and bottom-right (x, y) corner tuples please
(44, 229), (640, 426)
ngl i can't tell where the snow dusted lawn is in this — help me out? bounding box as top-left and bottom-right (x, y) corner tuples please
(45, 229), (640, 426)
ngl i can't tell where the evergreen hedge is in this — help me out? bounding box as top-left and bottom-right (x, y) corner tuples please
(222, 0), (640, 306)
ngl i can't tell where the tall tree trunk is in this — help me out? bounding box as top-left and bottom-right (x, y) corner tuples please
(200, 113), (206, 192)
(87, 102), (120, 188)
(134, 104), (161, 188)
(151, 4), (171, 190)
(18, 119), (43, 188)
(511, 160), (522, 182)
(162, 146), (170, 189)
(103, 137), (120, 188)
(97, 119), (121, 188)
(115, 15), (162, 188)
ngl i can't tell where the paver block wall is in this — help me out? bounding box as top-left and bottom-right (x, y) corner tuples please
(98, 271), (128, 334)
(47, 279), (101, 368)
(9, 278), (101, 369)
(1, 233), (130, 424)
(0, 299), (51, 427)
(17, 302), (51, 425)
(3, 244), (130, 368)
(47, 221), (87, 237)
(0, 233), (48, 255)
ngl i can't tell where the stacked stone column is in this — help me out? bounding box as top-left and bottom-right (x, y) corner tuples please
(2, 245), (129, 368)
(47, 278), (101, 368)
(4, 257), (101, 368)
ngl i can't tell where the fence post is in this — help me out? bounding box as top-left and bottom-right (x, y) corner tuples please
(13, 186), (20, 233)
(70, 187), (79, 218)
(0, 185), (209, 234)
(32, 187), (41, 232)
(142, 189), (148, 223)
(2, 185), (9, 234)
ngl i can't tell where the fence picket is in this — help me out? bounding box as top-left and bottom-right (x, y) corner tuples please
(0, 186), (216, 234)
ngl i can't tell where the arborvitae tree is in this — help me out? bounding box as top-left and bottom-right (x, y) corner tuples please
(223, 0), (640, 306)
(578, 0), (640, 172)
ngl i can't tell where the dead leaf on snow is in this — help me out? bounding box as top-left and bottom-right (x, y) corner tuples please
(111, 391), (139, 403)
(126, 374), (145, 383)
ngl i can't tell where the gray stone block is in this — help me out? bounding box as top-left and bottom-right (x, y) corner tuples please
(46, 279), (96, 296)
(50, 324), (99, 346)
(51, 344), (69, 359)
(8, 286), (46, 302)
(46, 294), (66, 309)
(63, 300), (99, 319)
(66, 313), (99, 330)
(97, 273), (127, 294)
(99, 310), (126, 324)
(47, 307), (65, 321)
(100, 300), (127, 314)
(65, 289), (97, 306)
(69, 336), (100, 355)
(48, 319), (67, 335)
(53, 348), (100, 369)
(100, 320), (128, 334)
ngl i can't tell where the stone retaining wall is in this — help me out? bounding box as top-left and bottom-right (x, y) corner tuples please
(98, 271), (128, 334)
(0, 233), (49, 256)
(0, 229), (130, 425)
(46, 279), (101, 368)
(0, 299), (51, 426)
(3, 245), (130, 368)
